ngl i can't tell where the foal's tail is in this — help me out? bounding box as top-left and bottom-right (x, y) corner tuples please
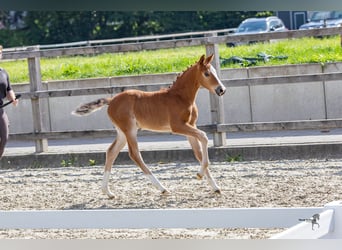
(71, 97), (112, 116)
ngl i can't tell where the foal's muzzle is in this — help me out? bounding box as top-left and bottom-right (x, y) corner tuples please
(215, 86), (226, 96)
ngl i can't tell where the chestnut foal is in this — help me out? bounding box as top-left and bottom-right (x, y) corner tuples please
(73, 54), (226, 198)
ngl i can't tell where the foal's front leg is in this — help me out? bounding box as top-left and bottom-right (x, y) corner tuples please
(177, 125), (221, 193)
(188, 135), (221, 193)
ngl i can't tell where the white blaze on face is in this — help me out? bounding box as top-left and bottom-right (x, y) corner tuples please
(210, 65), (226, 93)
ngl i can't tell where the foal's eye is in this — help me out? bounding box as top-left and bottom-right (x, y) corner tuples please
(204, 71), (210, 77)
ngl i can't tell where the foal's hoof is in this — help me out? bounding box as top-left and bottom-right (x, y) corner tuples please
(196, 173), (203, 180)
(102, 189), (115, 199)
(105, 193), (115, 199)
(214, 189), (221, 195)
(161, 189), (170, 195)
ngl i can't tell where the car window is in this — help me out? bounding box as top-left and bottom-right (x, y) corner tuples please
(270, 19), (283, 29)
(237, 21), (267, 32)
(331, 11), (342, 19)
(270, 20), (278, 27)
(310, 11), (331, 21)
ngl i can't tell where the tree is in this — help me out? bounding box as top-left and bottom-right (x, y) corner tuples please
(0, 11), (275, 47)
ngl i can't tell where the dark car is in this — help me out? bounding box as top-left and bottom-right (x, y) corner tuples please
(227, 16), (287, 47)
(299, 11), (342, 29)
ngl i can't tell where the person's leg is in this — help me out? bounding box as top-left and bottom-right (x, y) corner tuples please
(0, 109), (9, 159)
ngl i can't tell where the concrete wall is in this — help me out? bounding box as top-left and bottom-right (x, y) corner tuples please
(7, 62), (342, 134)
(247, 64), (326, 122)
(220, 62), (342, 124)
(324, 63), (342, 119)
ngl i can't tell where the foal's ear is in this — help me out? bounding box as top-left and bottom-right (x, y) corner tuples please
(198, 54), (206, 64)
(198, 54), (214, 65)
(204, 54), (214, 65)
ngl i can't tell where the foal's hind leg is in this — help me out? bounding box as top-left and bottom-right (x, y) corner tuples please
(187, 136), (221, 193)
(102, 128), (127, 198)
(124, 127), (168, 194)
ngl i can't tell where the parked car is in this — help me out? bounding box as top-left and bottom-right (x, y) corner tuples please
(299, 11), (342, 29)
(227, 16), (287, 47)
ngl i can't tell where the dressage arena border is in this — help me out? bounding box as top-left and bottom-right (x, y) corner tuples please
(2, 141), (342, 168)
(1, 141), (342, 239)
(0, 201), (341, 239)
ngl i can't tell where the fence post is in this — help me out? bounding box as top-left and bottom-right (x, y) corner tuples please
(27, 47), (49, 152)
(205, 41), (226, 147)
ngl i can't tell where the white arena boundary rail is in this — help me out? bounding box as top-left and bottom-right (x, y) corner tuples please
(0, 200), (341, 239)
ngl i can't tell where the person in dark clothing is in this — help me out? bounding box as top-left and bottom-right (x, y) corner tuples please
(0, 45), (18, 159)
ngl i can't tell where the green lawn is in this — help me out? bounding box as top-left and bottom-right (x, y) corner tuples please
(1, 36), (341, 84)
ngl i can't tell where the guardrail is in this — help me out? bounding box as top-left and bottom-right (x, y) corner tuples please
(2, 26), (342, 152)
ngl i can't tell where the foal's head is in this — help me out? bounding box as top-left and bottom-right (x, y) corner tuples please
(196, 54), (226, 96)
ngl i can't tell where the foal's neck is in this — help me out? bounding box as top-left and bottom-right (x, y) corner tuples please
(169, 65), (200, 104)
